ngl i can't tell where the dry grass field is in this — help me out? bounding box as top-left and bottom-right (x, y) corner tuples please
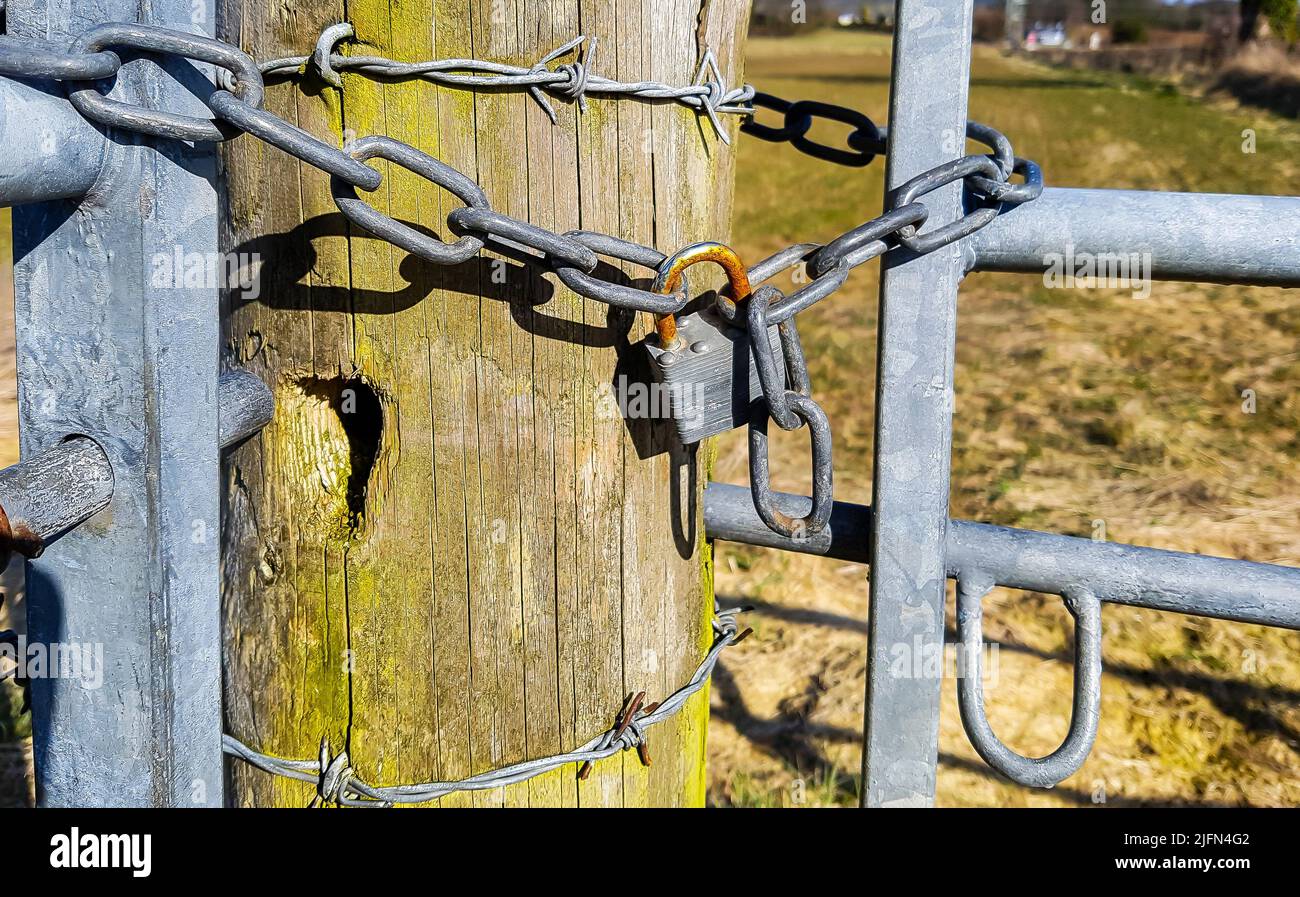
(708, 31), (1300, 807)
(1, 30), (1298, 809)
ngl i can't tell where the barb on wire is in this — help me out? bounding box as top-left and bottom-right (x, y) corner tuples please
(223, 605), (752, 807)
(243, 22), (755, 142)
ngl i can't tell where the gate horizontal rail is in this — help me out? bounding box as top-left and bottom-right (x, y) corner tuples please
(705, 482), (1300, 631)
(968, 187), (1300, 287)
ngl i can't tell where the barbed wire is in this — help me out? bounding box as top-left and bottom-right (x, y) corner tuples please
(233, 22), (755, 142)
(221, 606), (751, 807)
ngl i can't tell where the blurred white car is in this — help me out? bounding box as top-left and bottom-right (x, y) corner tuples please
(1026, 23), (1068, 49)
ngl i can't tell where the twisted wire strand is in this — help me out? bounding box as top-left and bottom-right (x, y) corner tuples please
(241, 23), (754, 142)
(222, 606), (750, 807)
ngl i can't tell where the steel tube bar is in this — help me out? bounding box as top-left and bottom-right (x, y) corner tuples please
(705, 481), (871, 561)
(0, 369), (271, 566)
(949, 520), (1300, 629)
(704, 483), (1300, 631)
(861, 0), (975, 808)
(967, 187), (1300, 287)
(12, 0), (224, 807)
(0, 437), (113, 560)
(217, 369), (275, 448)
(0, 75), (110, 206)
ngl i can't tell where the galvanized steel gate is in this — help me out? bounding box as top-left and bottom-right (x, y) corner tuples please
(2, 0), (1300, 808)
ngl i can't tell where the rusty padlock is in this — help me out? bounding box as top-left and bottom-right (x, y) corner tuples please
(644, 242), (784, 445)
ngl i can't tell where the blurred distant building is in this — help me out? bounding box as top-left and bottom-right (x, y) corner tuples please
(750, 0), (1254, 45)
(750, 0), (893, 33)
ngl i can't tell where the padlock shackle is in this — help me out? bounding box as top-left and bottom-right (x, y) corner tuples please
(651, 242), (752, 349)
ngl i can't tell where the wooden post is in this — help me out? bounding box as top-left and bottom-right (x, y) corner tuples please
(219, 0), (748, 806)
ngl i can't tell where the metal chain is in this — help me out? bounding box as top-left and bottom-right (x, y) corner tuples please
(742, 91), (887, 167)
(222, 606), (751, 806)
(0, 19), (1046, 549)
(746, 285), (834, 539)
(0, 21), (1044, 544)
(728, 102), (1039, 540)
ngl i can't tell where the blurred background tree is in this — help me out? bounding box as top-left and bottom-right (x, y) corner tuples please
(1244, 0), (1300, 44)
(1112, 17), (1150, 44)
(749, 1), (1299, 45)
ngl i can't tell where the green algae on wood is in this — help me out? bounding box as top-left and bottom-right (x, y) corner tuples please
(220, 0), (748, 808)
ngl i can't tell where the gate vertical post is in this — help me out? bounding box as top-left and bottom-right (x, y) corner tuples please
(9, 0), (223, 806)
(861, 0), (974, 807)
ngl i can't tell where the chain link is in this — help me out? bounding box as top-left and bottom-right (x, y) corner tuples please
(448, 206), (599, 271)
(551, 232), (692, 314)
(741, 92), (886, 167)
(745, 286), (834, 538)
(333, 135), (488, 263)
(0, 36), (121, 81)
(64, 22), (265, 143)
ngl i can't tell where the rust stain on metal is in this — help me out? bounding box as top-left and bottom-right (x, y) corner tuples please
(653, 242), (752, 347)
(0, 502), (45, 570)
(613, 690), (646, 741)
(9, 523), (44, 559)
(577, 690), (647, 781)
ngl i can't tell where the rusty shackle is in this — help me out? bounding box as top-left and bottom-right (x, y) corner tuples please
(651, 242), (752, 349)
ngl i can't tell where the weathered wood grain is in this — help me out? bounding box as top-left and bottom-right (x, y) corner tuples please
(220, 0), (748, 807)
